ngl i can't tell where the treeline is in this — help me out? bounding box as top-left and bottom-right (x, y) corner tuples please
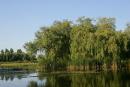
(0, 48), (36, 62)
(24, 17), (130, 71)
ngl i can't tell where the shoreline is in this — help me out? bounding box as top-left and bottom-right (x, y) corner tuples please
(0, 62), (37, 70)
(0, 62), (129, 72)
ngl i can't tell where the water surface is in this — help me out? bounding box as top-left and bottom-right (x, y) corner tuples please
(0, 69), (130, 87)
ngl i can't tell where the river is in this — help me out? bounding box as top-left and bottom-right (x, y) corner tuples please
(0, 69), (130, 87)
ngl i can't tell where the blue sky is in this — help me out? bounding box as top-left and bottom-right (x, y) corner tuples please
(0, 0), (130, 50)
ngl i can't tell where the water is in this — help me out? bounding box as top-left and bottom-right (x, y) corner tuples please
(0, 69), (130, 87)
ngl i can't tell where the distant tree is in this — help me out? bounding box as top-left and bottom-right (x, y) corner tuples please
(9, 48), (14, 61)
(0, 50), (4, 61)
(5, 49), (10, 61)
(0, 48), (36, 62)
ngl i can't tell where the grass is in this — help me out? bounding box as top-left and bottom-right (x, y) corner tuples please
(0, 62), (38, 70)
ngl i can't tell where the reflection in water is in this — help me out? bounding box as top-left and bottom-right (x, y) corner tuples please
(0, 69), (130, 87)
(27, 81), (38, 87)
(0, 69), (34, 81)
(27, 71), (130, 87)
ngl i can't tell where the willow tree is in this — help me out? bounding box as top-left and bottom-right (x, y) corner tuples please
(70, 17), (96, 70)
(70, 17), (122, 70)
(95, 18), (120, 69)
(24, 17), (130, 71)
(95, 18), (130, 69)
(25, 20), (72, 71)
(96, 17), (116, 30)
(121, 23), (130, 68)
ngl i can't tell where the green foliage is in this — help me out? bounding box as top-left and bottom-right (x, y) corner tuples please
(97, 17), (116, 30)
(25, 20), (72, 71)
(25, 17), (130, 71)
(0, 48), (36, 62)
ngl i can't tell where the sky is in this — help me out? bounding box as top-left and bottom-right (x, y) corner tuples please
(0, 0), (130, 51)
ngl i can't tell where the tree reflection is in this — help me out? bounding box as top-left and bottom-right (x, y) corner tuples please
(27, 71), (130, 87)
(27, 81), (38, 87)
(0, 69), (33, 81)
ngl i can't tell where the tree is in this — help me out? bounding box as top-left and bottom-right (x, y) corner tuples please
(24, 17), (130, 71)
(0, 50), (4, 61)
(70, 17), (96, 70)
(0, 48), (35, 62)
(5, 49), (10, 61)
(97, 17), (116, 30)
(9, 48), (14, 61)
(25, 20), (72, 71)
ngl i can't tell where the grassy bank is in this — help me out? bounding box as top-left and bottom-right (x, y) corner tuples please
(0, 62), (130, 72)
(0, 62), (38, 70)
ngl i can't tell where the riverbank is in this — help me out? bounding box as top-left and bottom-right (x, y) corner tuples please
(0, 62), (130, 72)
(0, 62), (38, 70)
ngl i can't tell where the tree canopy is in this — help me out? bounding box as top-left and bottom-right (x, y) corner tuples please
(24, 17), (130, 71)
